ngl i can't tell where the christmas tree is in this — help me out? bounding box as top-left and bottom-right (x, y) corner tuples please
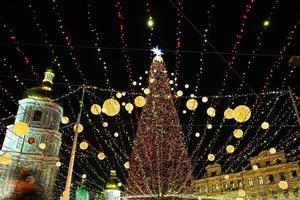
(124, 48), (194, 199)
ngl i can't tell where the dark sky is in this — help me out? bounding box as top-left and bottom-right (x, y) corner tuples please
(0, 0), (299, 198)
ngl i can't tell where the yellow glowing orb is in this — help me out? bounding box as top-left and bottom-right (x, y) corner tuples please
(261, 121), (269, 129)
(0, 153), (12, 165)
(224, 108), (234, 119)
(233, 129), (244, 139)
(269, 147), (276, 154)
(226, 145), (235, 153)
(102, 122), (108, 127)
(134, 96), (146, 107)
(206, 124), (213, 129)
(202, 96), (208, 103)
(144, 88), (150, 95)
(177, 90), (183, 97)
(195, 132), (200, 137)
(186, 99), (198, 110)
(114, 132), (119, 137)
(117, 182), (122, 187)
(90, 104), (101, 115)
(147, 16), (154, 27)
(224, 175), (229, 180)
(278, 181), (288, 190)
(102, 98), (120, 116)
(97, 152), (106, 160)
(238, 190), (246, 197)
(56, 162), (62, 167)
(233, 105), (251, 123)
(73, 123), (83, 133)
(12, 122), (30, 137)
(61, 116), (69, 124)
(82, 174), (87, 179)
(252, 165), (259, 170)
(79, 141), (89, 150)
(207, 107), (216, 117)
(38, 143), (46, 150)
(116, 92), (122, 99)
(124, 161), (130, 169)
(207, 154), (215, 161)
(125, 103), (134, 113)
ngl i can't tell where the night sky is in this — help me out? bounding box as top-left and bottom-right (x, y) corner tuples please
(0, 0), (299, 198)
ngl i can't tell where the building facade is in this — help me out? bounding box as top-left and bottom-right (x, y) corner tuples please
(0, 68), (63, 199)
(193, 150), (300, 200)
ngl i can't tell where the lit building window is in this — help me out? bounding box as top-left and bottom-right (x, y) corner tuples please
(238, 180), (242, 188)
(32, 110), (42, 121)
(279, 172), (286, 181)
(258, 176), (264, 185)
(248, 179), (253, 186)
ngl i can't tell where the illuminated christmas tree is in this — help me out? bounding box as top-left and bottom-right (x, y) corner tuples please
(125, 48), (194, 199)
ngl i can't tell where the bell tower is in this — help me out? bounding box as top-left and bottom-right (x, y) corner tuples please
(0, 68), (63, 199)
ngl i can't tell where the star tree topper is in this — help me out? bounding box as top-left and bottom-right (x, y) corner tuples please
(151, 46), (164, 62)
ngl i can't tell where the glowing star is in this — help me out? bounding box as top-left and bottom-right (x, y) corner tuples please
(151, 46), (164, 62)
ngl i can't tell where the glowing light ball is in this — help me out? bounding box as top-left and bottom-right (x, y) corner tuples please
(252, 165), (259, 170)
(0, 153), (12, 165)
(27, 137), (35, 144)
(169, 80), (174, 84)
(226, 145), (235, 153)
(79, 141), (88, 150)
(132, 81), (137, 86)
(97, 152), (105, 160)
(122, 92), (126, 96)
(61, 116), (69, 124)
(90, 104), (101, 115)
(202, 96), (208, 103)
(184, 84), (189, 89)
(207, 107), (216, 117)
(38, 143), (46, 150)
(147, 16), (154, 27)
(224, 175), (229, 180)
(114, 132), (119, 137)
(103, 122), (108, 127)
(82, 174), (87, 179)
(56, 162), (62, 167)
(207, 154), (215, 161)
(144, 88), (150, 95)
(195, 132), (200, 137)
(238, 190), (246, 197)
(278, 181), (288, 190)
(233, 129), (244, 139)
(125, 103), (134, 113)
(116, 92), (122, 99)
(186, 99), (198, 110)
(177, 90), (183, 97)
(224, 108), (234, 119)
(117, 182), (122, 187)
(124, 161), (130, 169)
(269, 147), (276, 154)
(182, 110), (187, 114)
(73, 123), (83, 133)
(263, 20), (270, 27)
(261, 121), (270, 129)
(233, 105), (251, 123)
(134, 96), (146, 107)
(206, 124), (212, 129)
(12, 122), (30, 137)
(149, 78), (155, 83)
(102, 98), (120, 117)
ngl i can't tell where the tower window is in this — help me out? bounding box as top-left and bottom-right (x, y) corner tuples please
(268, 174), (274, 183)
(32, 110), (42, 121)
(211, 171), (217, 177)
(279, 172), (286, 181)
(291, 170), (297, 178)
(258, 176), (264, 185)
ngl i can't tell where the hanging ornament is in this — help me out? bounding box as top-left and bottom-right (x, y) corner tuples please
(261, 121), (270, 129)
(184, 84), (189, 89)
(224, 108), (234, 119)
(82, 174), (87, 179)
(182, 110), (187, 114)
(12, 122), (30, 137)
(73, 123), (83, 133)
(226, 145), (235, 153)
(124, 161), (130, 169)
(38, 143), (46, 150)
(207, 154), (215, 161)
(233, 105), (251, 123)
(206, 124), (213, 129)
(233, 129), (244, 138)
(117, 182), (122, 187)
(56, 162), (62, 167)
(116, 92), (122, 98)
(114, 132), (119, 137)
(134, 96), (146, 107)
(79, 141), (89, 150)
(207, 107), (216, 117)
(102, 122), (108, 127)
(278, 181), (288, 190)
(252, 165), (259, 170)
(176, 90), (183, 97)
(125, 103), (134, 113)
(102, 98), (120, 117)
(97, 152), (105, 160)
(144, 88), (150, 95)
(122, 92), (126, 96)
(269, 147), (276, 154)
(27, 137), (35, 144)
(202, 96), (208, 103)
(186, 99), (198, 110)
(90, 104), (101, 115)
(132, 81), (137, 86)
(61, 116), (69, 124)
(0, 153), (12, 165)
(195, 132), (200, 137)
